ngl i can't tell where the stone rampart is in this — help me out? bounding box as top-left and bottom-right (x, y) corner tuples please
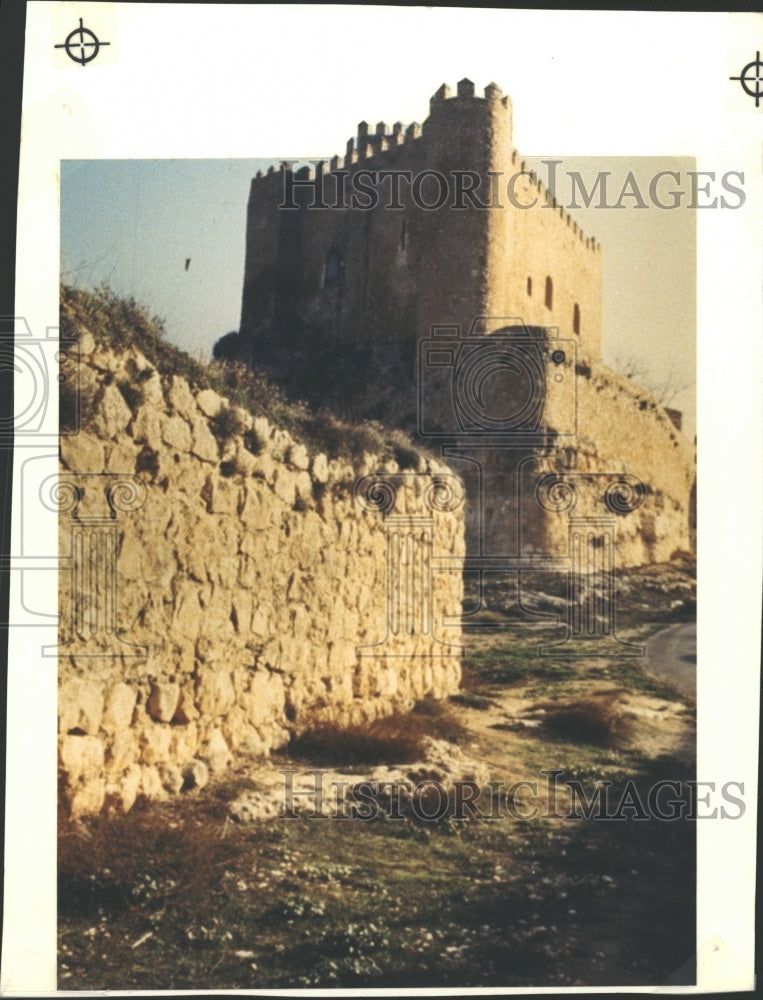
(57, 328), (464, 819)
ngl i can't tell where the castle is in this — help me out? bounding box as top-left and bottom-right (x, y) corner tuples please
(236, 79), (695, 571)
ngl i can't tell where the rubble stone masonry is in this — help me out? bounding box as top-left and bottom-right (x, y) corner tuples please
(57, 330), (464, 818)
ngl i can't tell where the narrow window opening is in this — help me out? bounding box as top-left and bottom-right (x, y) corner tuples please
(545, 276), (553, 310)
(573, 303), (580, 335)
(526, 276), (532, 296)
(323, 246), (344, 287)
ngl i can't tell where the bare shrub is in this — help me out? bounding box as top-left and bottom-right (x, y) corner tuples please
(210, 404), (246, 441)
(535, 692), (632, 748)
(287, 699), (468, 767)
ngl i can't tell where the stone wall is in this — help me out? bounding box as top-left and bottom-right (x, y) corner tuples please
(57, 331), (465, 819)
(520, 359), (696, 566)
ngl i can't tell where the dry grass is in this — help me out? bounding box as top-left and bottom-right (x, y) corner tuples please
(58, 797), (245, 923)
(533, 692), (633, 748)
(61, 283), (429, 468)
(285, 698), (469, 767)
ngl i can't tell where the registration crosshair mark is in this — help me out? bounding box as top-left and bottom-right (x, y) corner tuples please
(730, 51), (763, 108)
(55, 18), (110, 66)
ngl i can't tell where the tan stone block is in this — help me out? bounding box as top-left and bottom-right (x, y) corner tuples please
(59, 678), (104, 735)
(191, 417), (219, 462)
(327, 642), (358, 678)
(201, 475), (237, 515)
(172, 641), (196, 677)
(221, 706), (253, 751)
(69, 780), (106, 818)
(239, 528), (264, 559)
(311, 452), (329, 484)
(93, 383), (133, 439)
(373, 665), (399, 698)
(102, 682), (137, 731)
(121, 764), (142, 812)
(195, 388), (223, 418)
(139, 765), (165, 800)
(60, 433), (105, 473)
(227, 444), (256, 476)
(239, 481), (264, 525)
(195, 665), (236, 716)
(273, 467), (296, 506)
(169, 723), (198, 759)
(162, 413), (192, 452)
(294, 470), (313, 506)
(139, 725), (172, 764)
(105, 440), (139, 475)
(200, 728), (231, 773)
(140, 371), (165, 408)
(351, 662), (371, 698)
(241, 670), (285, 727)
(202, 587), (236, 638)
(252, 450), (276, 484)
(59, 734), (104, 782)
(147, 682), (180, 722)
(279, 634), (309, 671)
(160, 764), (184, 795)
(172, 581), (202, 640)
(130, 405), (162, 444)
(141, 538), (177, 588)
(290, 605), (311, 641)
(331, 672), (354, 706)
(105, 729), (139, 772)
(287, 443), (310, 471)
(167, 375), (197, 422)
(357, 584), (374, 614)
(207, 557), (239, 589)
(237, 554), (259, 589)
(250, 605), (269, 637)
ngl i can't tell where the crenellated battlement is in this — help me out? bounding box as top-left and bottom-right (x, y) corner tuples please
(248, 80), (599, 253)
(428, 77), (511, 109)
(242, 80), (604, 365)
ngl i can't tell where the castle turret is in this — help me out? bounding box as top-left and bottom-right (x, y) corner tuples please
(241, 79), (600, 364)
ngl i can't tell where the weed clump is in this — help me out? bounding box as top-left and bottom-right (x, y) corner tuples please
(535, 692), (632, 748)
(286, 699), (468, 767)
(288, 722), (423, 766)
(243, 427), (265, 455)
(210, 404), (246, 441)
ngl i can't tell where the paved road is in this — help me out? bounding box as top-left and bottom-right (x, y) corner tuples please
(644, 622), (696, 699)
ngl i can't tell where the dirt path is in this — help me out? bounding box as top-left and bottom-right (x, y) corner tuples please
(645, 623), (696, 699)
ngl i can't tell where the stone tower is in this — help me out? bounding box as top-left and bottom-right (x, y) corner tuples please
(237, 80), (695, 568)
(239, 79), (601, 378)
